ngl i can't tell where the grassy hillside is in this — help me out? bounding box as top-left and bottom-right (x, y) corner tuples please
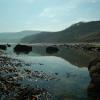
(21, 20), (100, 43)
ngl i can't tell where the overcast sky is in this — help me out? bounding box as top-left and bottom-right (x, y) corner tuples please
(0, 0), (100, 32)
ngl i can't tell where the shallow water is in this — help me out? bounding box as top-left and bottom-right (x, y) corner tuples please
(3, 44), (91, 99)
(11, 55), (90, 100)
(5, 44), (99, 67)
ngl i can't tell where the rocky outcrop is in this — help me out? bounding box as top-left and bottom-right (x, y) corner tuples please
(14, 44), (32, 54)
(0, 45), (7, 50)
(87, 58), (100, 99)
(46, 46), (59, 54)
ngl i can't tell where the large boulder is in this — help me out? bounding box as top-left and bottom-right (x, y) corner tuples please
(46, 46), (59, 54)
(88, 58), (100, 84)
(14, 44), (32, 54)
(87, 58), (100, 99)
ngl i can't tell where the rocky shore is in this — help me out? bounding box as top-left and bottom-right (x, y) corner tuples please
(0, 51), (58, 100)
(1, 44), (100, 100)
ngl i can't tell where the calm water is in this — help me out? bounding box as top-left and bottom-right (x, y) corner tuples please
(4, 44), (92, 99)
(6, 44), (99, 67)
(16, 56), (90, 100)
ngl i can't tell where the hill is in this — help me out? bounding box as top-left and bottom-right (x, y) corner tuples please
(21, 20), (100, 43)
(0, 31), (41, 43)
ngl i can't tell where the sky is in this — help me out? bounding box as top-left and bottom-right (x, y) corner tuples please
(0, 0), (100, 32)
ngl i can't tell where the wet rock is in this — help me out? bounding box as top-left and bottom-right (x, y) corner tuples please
(88, 58), (100, 99)
(0, 55), (53, 100)
(16, 87), (49, 100)
(87, 81), (100, 100)
(7, 44), (11, 47)
(46, 46), (59, 54)
(14, 44), (32, 54)
(0, 45), (7, 50)
(88, 58), (100, 84)
(31, 70), (57, 81)
(0, 50), (4, 55)
(55, 73), (58, 75)
(32, 96), (37, 100)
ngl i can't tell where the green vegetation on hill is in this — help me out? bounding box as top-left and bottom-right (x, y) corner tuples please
(21, 20), (100, 43)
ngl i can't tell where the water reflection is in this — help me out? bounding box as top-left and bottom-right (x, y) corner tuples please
(31, 45), (100, 67)
(5, 43), (100, 67)
(4, 43), (100, 99)
(13, 56), (90, 100)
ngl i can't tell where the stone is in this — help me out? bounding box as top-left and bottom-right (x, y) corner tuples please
(14, 44), (32, 54)
(0, 45), (7, 50)
(46, 46), (59, 54)
(88, 58), (100, 99)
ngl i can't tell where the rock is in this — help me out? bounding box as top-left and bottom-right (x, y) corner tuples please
(14, 44), (32, 54)
(88, 58), (100, 99)
(7, 44), (11, 47)
(55, 73), (58, 75)
(88, 58), (100, 85)
(32, 96), (37, 100)
(0, 50), (4, 55)
(0, 55), (52, 100)
(46, 46), (59, 54)
(0, 45), (7, 50)
(87, 81), (100, 99)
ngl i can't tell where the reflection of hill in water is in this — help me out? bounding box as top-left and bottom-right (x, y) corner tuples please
(30, 45), (100, 67)
(4, 43), (100, 67)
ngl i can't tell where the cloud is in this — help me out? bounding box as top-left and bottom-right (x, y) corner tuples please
(39, 8), (57, 18)
(39, 0), (81, 19)
(39, 6), (76, 19)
